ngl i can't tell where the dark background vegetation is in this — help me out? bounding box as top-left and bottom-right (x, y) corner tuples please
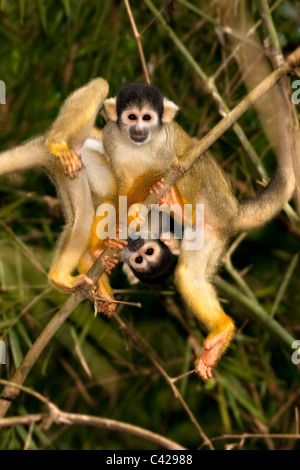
(0, 0), (300, 450)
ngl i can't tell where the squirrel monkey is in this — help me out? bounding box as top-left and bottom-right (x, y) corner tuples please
(124, 146), (295, 381)
(0, 78), (117, 292)
(87, 82), (185, 315)
(89, 82), (296, 380)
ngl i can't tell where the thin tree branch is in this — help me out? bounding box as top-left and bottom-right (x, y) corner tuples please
(0, 380), (186, 450)
(124, 0), (150, 84)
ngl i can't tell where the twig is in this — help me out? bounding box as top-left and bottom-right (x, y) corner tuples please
(210, 432), (300, 445)
(124, 0), (150, 83)
(0, 220), (47, 276)
(271, 252), (299, 317)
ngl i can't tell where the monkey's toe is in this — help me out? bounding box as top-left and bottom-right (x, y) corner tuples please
(195, 358), (213, 381)
(149, 177), (164, 195)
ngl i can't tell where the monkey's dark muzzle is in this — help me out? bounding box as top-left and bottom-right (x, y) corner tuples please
(129, 129), (149, 143)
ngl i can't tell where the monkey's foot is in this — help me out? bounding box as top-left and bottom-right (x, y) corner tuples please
(195, 329), (231, 381)
(92, 285), (116, 318)
(49, 273), (93, 292)
(149, 177), (164, 195)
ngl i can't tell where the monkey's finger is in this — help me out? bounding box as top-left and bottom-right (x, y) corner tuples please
(69, 156), (79, 178)
(102, 255), (119, 267)
(105, 240), (123, 250)
(72, 154), (82, 178)
(63, 156), (75, 179)
(113, 238), (128, 246)
(157, 197), (166, 205)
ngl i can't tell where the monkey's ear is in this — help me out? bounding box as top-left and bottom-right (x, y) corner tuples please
(104, 97), (118, 121)
(161, 98), (179, 123)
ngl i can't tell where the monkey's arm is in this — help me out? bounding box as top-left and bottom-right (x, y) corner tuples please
(46, 77), (109, 178)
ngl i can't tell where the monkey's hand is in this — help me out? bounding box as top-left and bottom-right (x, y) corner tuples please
(101, 253), (120, 275)
(58, 148), (82, 179)
(104, 237), (128, 251)
(46, 137), (82, 179)
(103, 224), (128, 251)
(158, 186), (185, 223)
(93, 245), (120, 275)
(149, 177), (164, 195)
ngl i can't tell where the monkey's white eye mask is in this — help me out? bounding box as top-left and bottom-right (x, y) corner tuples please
(120, 107), (159, 143)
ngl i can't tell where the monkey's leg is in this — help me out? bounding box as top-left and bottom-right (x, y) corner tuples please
(48, 170), (95, 291)
(175, 230), (235, 381)
(46, 78), (109, 178)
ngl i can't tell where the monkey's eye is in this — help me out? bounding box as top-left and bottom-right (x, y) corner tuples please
(135, 256), (143, 264)
(145, 248), (154, 256)
(142, 114), (151, 121)
(128, 114), (137, 120)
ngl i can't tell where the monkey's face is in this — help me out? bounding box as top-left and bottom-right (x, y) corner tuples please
(122, 236), (179, 284)
(120, 106), (160, 144)
(128, 240), (161, 269)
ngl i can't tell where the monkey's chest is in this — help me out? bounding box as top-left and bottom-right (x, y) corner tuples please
(116, 154), (168, 196)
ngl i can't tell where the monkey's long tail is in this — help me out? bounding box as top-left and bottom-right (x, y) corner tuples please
(0, 136), (47, 175)
(234, 161), (296, 233)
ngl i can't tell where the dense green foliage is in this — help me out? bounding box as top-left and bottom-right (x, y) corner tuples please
(0, 0), (300, 450)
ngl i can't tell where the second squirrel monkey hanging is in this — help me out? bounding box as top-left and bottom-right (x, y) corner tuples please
(89, 82), (295, 381)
